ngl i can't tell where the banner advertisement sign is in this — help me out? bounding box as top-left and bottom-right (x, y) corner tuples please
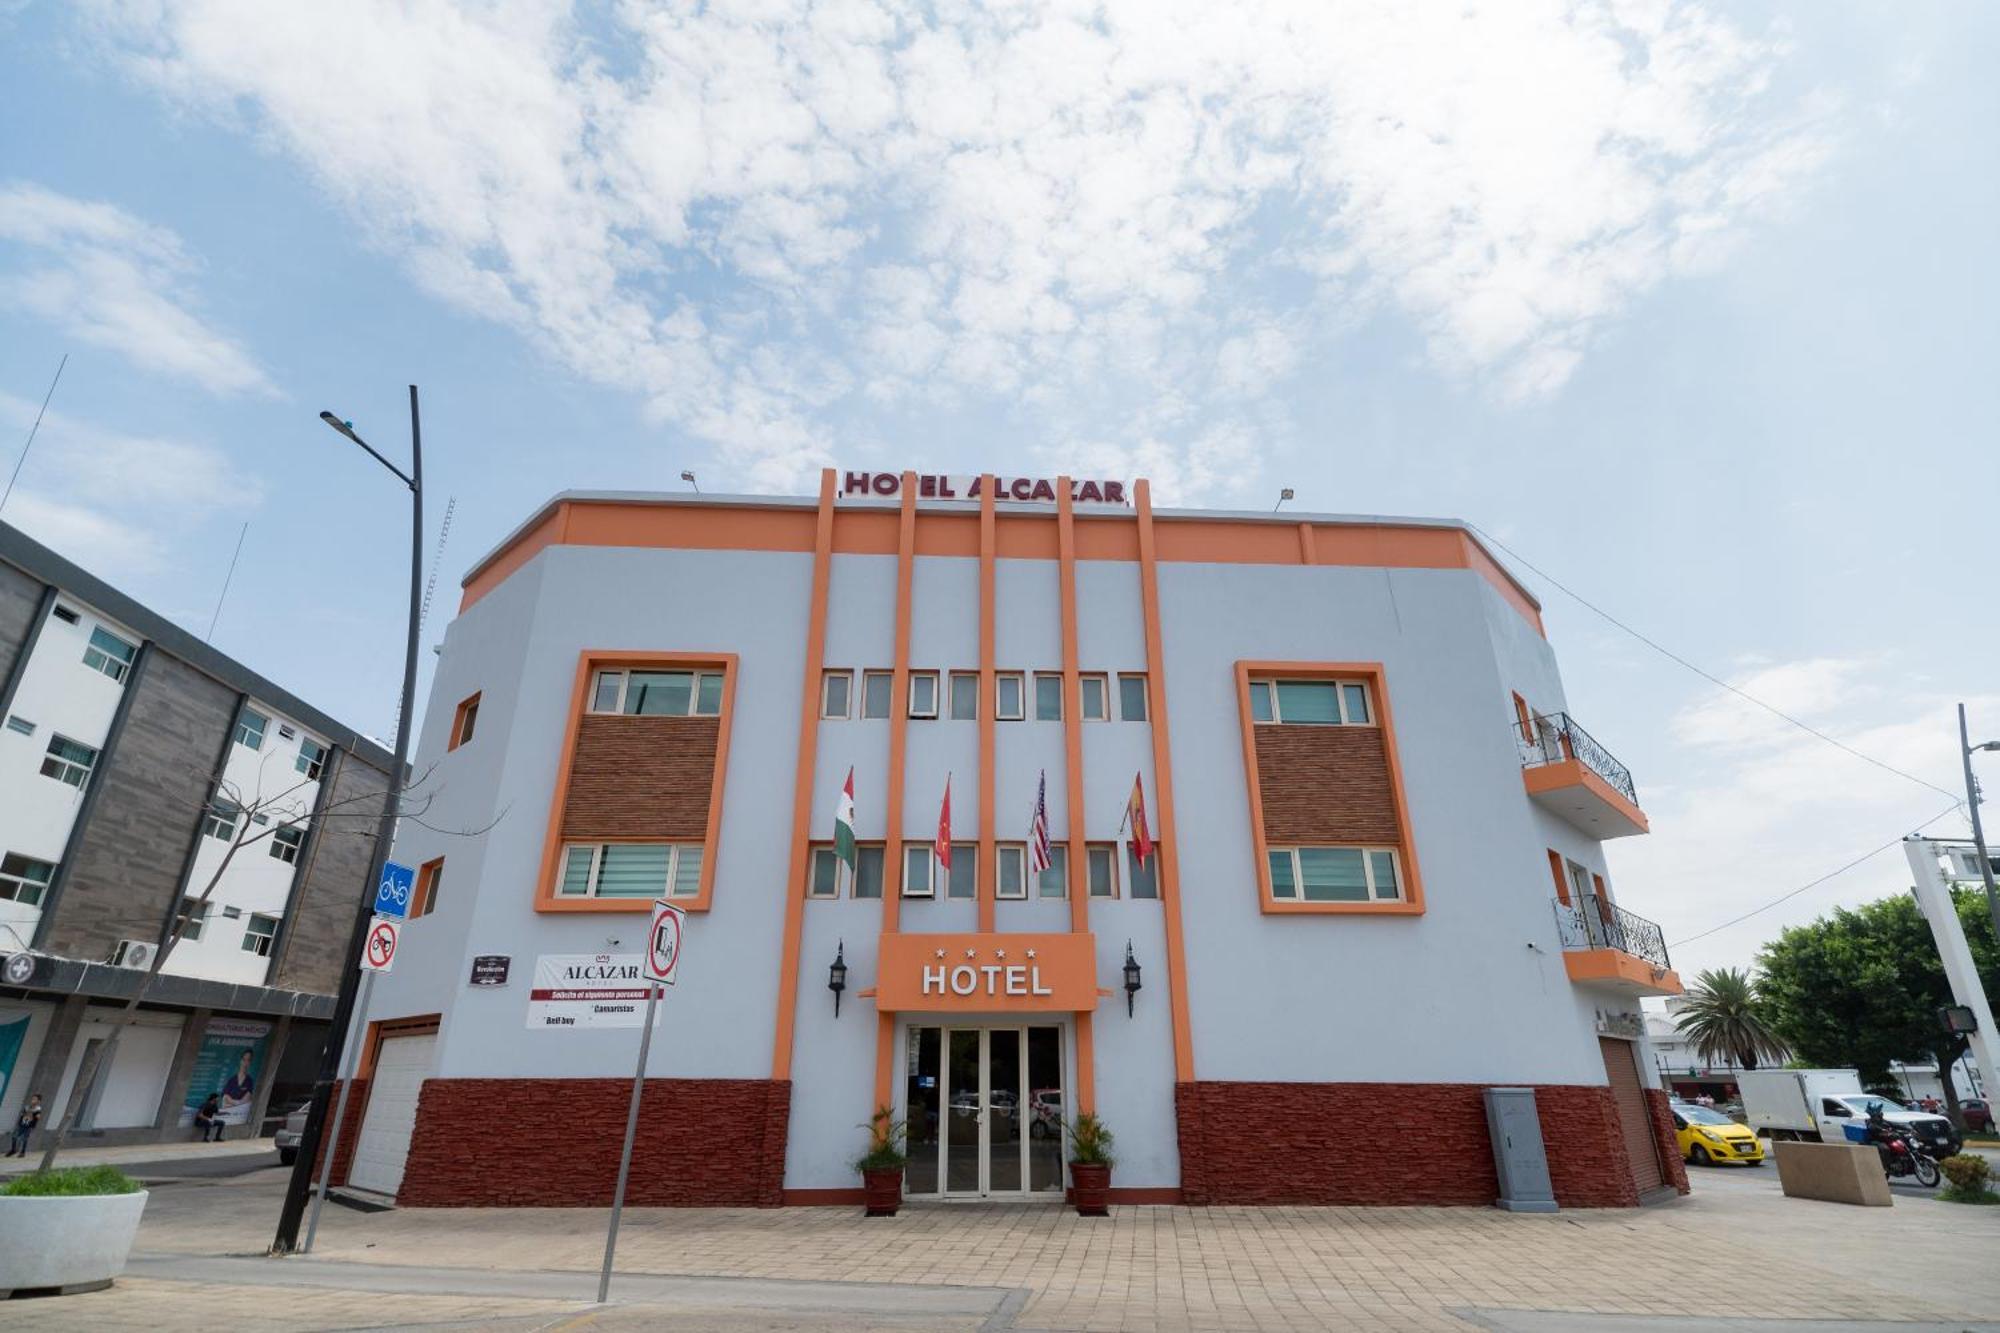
(179, 1017), (273, 1126)
(527, 955), (668, 1030)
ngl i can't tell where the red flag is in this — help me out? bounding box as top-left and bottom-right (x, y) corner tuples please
(934, 774), (952, 867)
(1125, 773), (1153, 865)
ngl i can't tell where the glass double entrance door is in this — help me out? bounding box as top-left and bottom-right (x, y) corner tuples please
(905, 1026), (1064, 1198)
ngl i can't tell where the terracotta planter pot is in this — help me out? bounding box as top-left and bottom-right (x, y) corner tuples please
(861, 1166), (903, 1217)
(1069, 1161), (1111, 1216)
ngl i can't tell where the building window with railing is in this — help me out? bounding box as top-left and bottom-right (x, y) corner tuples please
(1518, 711), (1638, 807)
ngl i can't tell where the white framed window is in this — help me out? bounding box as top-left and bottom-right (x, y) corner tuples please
(0, 853), (55, 908)
(202, 800), (241, 842)
(995, 843), (1027, 899)
(1079, 675), (1109, 722)
(40, 735), (98, 789)
(1118, 673), (1148, 721)
(1037, 845), (1069, 898)
(242, 913), (279, 957)
(4, 714), (34, 736)
(589, 668), (723, 717)
(948, 672), (979, 721)
(82, 626), (136, 683)
(807, 845), (841, 898)
(995, 672), (1026, 721)
(902, 843), (935, 897)
(176, 896), (209, 941)
(1086, 843), (1117, 897)
(234, 708), (269, 750)
(557, 842), (705, 899)
(1267, 846), (1402, 902)
(1034, 672), (1063, 721)
(1126, 844), (1159, 899)
(1249, 678), (1373, 726)
(908, 672), (939, 720)
(821, 670), (853, 720)
(946, 843), (977, 899)
(296, 738), (329, 781)
(853, 844), (886, 899)
(861, 671), (894, 719)
(270, 825), (305, 865)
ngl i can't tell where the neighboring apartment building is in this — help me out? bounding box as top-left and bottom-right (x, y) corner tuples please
(0, 521), (395, 1148)
(326, 471), (1684, 1211)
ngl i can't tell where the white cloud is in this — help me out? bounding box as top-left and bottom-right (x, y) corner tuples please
(0, 182), (274, 397)
(80, 0), (1831, 488)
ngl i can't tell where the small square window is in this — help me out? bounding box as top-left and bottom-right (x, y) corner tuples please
(1118, 673), (1148, 722)
(821, 671), (852, 720)
(41, 735), (98, 789)
(1080, 676), (1109, 722)
(296, 738), (329, 781)
(1037, 845), (1069, 899)
(1034, 673), (1063, 722)
(995, 844), (1026, 899)
(902, 843), (935, 897)
(270, 825), (305, 865)
(202, 800), (241, 842)
(234, 709), (269, 751)
(995, 673), (1025, 721)
(0, 853), (56, 908)
(175, 895), (209, 941)
(908, 672), (939, 720)
(862, 671), (893, 719)
(242, 913), (280, 957)
(807, 846), (841, 898)
(81, 626), (136, 683)
(853, 844), (886, 899)
(948, 672), (978, 721)
(1086, 844), (1116, 898)
(1126, 844), (1158, 899)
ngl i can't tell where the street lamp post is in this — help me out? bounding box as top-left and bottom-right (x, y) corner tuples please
(1958, 703), (2000, 943)
(270, 388), (424, 1255)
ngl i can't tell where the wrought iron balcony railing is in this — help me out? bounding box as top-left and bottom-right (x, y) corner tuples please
(1552, 893), (1671, 972)
(1518, 712), (1639, 807)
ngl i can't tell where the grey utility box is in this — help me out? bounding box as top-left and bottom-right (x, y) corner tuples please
(1484, 1087), (1558, 1212)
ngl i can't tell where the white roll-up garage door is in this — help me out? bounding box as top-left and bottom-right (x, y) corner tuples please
(347, 1034), (436, 1197)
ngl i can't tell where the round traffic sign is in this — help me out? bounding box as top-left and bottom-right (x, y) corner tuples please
(364, 919), (400, 970)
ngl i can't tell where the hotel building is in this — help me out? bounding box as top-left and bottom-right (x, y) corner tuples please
(327, 471), (1686, 1208)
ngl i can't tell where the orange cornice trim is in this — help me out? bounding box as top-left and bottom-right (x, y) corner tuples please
(880, 473), (917, 927)
(977, 476), (997, 934)
(1235, 661), (1427, 917)
(771, 471), (836, 1081)
(1522, 760), (1651, 834)
(1135, 481), (1196, 1083)
(532, 650), (740, 914)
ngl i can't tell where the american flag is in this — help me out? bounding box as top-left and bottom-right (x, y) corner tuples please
(1027, 769), (1052, 877)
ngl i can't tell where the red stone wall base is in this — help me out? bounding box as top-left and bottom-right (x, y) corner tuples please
(1177, 1080), (1658, 1208)
(1644, 1087), (1692, 1195)
(392, 1077), (790, 1207)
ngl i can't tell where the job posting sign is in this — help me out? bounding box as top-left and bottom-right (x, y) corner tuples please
(526, 954), (666, 1030)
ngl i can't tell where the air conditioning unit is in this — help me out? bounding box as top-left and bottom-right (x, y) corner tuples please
(278, 724), (296, 740)
(111, 939), (158, 970)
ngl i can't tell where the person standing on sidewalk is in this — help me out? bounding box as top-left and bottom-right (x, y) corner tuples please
(6, 1094), (41, 1157)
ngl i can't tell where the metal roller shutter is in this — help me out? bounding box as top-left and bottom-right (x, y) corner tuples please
(1599, 1036), (1664, 1195)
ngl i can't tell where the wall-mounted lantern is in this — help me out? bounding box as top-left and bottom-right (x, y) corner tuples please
(1122, 940), (1142, 1017)
(828, 939), (848, 1018)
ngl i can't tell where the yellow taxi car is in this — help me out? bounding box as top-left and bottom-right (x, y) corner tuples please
(1671, 1102), (1765, 1166)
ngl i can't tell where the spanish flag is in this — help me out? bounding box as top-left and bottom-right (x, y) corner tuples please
(1122, 772), (1153, 865)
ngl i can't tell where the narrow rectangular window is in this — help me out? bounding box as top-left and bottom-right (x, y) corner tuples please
(81, 626), (136, 683)
(995, 844), (1026, 899)
(948, 672), (979, 721)
(1249, 680), (1275, 723)
(3, 715), (33, 736)
(694, 672), (724, 717)
(1118, 673), (1148, 722)
(270, 825), (305, 865)
(591, 670), (625, 713)
(862, 671), (893, 719)
(908, 672), (939, 719)
(175, 895), (208, 941)
(1369, 850), (1402, 901)
(558, 845), (597, 896)
(1341, 683), (1372, 724)
(902, 843), (934, 897)
(415, 857), (445, 915)
(1079, 675), (1109, 722)
(242, 913), (279, 957)
(1086, 844), (1117, 898)
(1037, 845), (1069, 899)
(1034, 673), (1063, 721)
(995, 673), (1025, 721)
(947, 843), (977, 899)
(853, 844), (885, 899)
(41, 735), (99, 789)
(0, 853), (56, 908)
(450, 694), (480, 750)
(669, 845), (704, 899)
(295, 737), (329, 780)
(233, 709), (269, 751)
(202, 799), (241, 842)
(821, 670), (852, 719)
(1268, 849), (1297, 899)
(1126, 844), (1158, 899)
(807, 845), (840, 898)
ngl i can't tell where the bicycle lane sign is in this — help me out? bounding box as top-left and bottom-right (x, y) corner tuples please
(374, 862), (416, 920)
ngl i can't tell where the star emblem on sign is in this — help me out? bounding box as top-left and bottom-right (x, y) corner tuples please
(965, 949), (976, 958)
(995, 950), (1006, 959)
(1026, 948), (1037, 959)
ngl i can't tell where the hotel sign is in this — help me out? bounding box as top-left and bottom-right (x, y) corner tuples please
(527, 954), (666, 1029)
(875, 933), (1099, 1013)
(842, 473), (1130, 505)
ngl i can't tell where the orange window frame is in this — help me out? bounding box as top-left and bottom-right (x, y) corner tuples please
(449, 692), (481, 751)
(532, 650), (738, 914)
(1234, 661), (1425, 916)
(414, 856), (444, 917)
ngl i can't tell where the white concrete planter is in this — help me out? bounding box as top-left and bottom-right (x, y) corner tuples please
(0, 1189), (149, 1295)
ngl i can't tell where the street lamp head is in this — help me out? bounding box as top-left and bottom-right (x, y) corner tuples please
(1978, 741), (2000, 752)
(319, 411), (363, 446)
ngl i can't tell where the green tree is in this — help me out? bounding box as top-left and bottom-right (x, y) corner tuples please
(1758, 888), (2000, 1127)
(1675, 967), (1787, 1069)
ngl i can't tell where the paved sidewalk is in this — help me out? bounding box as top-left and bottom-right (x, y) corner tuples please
(0, 1135), (278, 1175)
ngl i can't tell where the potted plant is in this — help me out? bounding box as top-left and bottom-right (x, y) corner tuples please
(0, 1166), (148, 1296)
(855, 1106), (907, 1217)
(1066, 1112), (1115, 1216)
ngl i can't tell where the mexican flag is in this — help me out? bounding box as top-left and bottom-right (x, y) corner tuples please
(833, 767), (857, 870)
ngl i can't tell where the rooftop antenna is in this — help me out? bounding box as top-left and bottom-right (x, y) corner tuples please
(205, 521), (249, 641)
(680, 470), (700, 493)
(1273, 487), (1295, 513)
(1, 353), (68, 514)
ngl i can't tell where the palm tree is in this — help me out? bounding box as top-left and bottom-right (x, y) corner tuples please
(1675, 967), (1788, 1071)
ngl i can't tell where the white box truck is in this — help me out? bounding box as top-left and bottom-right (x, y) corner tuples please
(1736, 1069), (1962, 1157)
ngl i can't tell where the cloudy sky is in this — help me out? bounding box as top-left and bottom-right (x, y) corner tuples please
(1, 1), (1994, 977)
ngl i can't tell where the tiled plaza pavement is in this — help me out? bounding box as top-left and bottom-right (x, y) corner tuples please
(31, 1164), (2000, 1331)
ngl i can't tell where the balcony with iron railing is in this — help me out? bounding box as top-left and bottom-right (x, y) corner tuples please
(1518, 712), (1649, 839)
(1553, 893), (1680, 996)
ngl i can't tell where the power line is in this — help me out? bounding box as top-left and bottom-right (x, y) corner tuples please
(1668, 801), (1964, 949)
(205, 521), (249, 641)
(1467, 522), (1962, 804)
(1, 353), (68, 513)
